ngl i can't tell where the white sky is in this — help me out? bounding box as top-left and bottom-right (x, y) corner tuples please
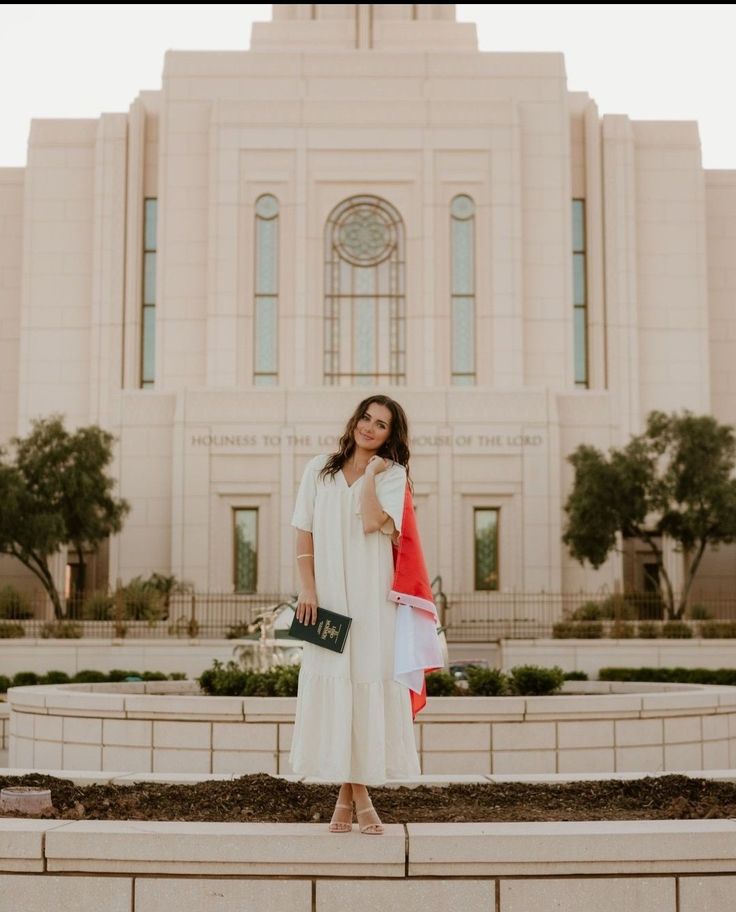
(2, 3), (736, 168)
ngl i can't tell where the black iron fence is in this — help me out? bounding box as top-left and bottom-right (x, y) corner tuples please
(441, 591), (736, 641)
(0, 592), (295, 640)
(3, 590), (736, 641)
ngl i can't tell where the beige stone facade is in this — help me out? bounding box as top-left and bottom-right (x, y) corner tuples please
(1, 4), (735, 603)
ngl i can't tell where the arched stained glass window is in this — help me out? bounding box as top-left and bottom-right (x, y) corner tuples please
(324, 196), (405, 385)
(451, 194), (475, 385)
(254, 194), (279, 385)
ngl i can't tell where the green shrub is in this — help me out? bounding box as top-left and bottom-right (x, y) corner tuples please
(661, 621), (693, 639)
(508, 664), (565, 696)
(41, 670), (71, 685)
(141, 671), (168, 681)
(0, 675), (11, 692)
(553, 621), (604, 639)
(598, 667), (632, 681)
(72, 669), (107, 683)
(624, 590), (666, 620)
(571, 601), (602, 621)
(0, 622), (25, 638)
(699, 621), (736, 638)
(106, 669), (140, 681)
(636, 621), (660, 638)
(225, 621), (257, 639)
(677, 667), (714, 684)
(243, 670), (280, 696)
(564, 670), (589, 680)
(599, 666), (736, 685)
(465, 665), (507, 696)
(12, 671), (39, 687)
(609, 621), (636, 638)
(689, 604), (711, 621)
(82, 591), (115, 621)
(599, 667), (658, 682)
(199, 659), (232, 695)
(198, 660), (279, 696)
(573, 595), (637, 621)
(273, 664), (300, 697)
(425, 670), (459, 696)
(0, 586), (33, 619)
(168, 672), (187, 680)
(122, 579), (165, 624)
(40, 621), (83, 639)
(574, 621), (604, 638)
(600, 595), (637, 621)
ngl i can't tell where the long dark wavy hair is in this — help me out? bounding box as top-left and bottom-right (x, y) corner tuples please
(319, 395), (412, 492)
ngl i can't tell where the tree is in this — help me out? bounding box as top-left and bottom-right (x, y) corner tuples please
(562, 410), (736, 619)
(0, 415), (130, 618)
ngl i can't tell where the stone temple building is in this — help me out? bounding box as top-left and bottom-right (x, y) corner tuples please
(1, 4), (735, 615)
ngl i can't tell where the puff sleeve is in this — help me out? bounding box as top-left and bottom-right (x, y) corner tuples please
(291, 456), (320, 533)
(376, 463), (407, 536)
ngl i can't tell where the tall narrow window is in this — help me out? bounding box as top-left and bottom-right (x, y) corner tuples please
(233, 508), (258, 592)
(324, 195), (405, 385)
(474, 508), (499, 591)
(141, 198), (157, 388)
(451, 195), (476, 384)
(572, 199), (589, 388)
(254, 194), (279, 385)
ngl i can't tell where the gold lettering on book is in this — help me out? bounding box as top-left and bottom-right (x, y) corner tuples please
(320, 620), (340, 641)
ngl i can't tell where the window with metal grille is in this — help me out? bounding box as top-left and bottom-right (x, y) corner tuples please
(141, 198), (157, 388)
(324, 195), (406, 385)
(474, 507), (499, 591)
(451, 194), (476, 384)
(254, 194), (279, 385)
(233, 508), (258, 592)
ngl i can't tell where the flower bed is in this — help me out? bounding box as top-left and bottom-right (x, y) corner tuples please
(0, 779), (734, 912)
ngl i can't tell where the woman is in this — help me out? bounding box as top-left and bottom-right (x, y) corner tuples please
(289, 395), (421, 835)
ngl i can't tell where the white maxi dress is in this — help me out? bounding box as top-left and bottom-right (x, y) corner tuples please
(288, 453), (421, 785)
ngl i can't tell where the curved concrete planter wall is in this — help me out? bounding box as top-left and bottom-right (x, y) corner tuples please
(7, 680), (736, 776)
(2, 810), (736, 912)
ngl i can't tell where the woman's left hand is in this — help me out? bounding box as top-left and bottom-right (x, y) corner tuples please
(365, 455), (389, 476)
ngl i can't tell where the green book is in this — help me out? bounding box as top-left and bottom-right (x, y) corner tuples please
(288, 606), (352, 653)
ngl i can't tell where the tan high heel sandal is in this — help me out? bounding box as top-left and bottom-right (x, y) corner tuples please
(328, 800), (354, 833)
(355, 803), (384, 835)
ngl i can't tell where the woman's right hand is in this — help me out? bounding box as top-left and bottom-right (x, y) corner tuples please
(296, 587), (318, 626)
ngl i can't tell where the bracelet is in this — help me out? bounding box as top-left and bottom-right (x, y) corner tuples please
(296, 553), (314, 560)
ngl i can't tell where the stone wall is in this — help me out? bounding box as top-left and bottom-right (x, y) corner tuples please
(8, 680), (736, 776)
(2, 814), (736, 912)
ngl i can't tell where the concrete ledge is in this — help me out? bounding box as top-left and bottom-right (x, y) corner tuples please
(44, 820), (406, 876)
(407, 819), (736, 876)
(1, 814), (736, 882)
(0, 820), (70, 872)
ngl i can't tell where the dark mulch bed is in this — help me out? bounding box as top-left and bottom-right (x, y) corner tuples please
(0, 773), (734, 823)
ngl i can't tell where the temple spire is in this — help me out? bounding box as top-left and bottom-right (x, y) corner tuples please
(252, 5), (476, 51)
